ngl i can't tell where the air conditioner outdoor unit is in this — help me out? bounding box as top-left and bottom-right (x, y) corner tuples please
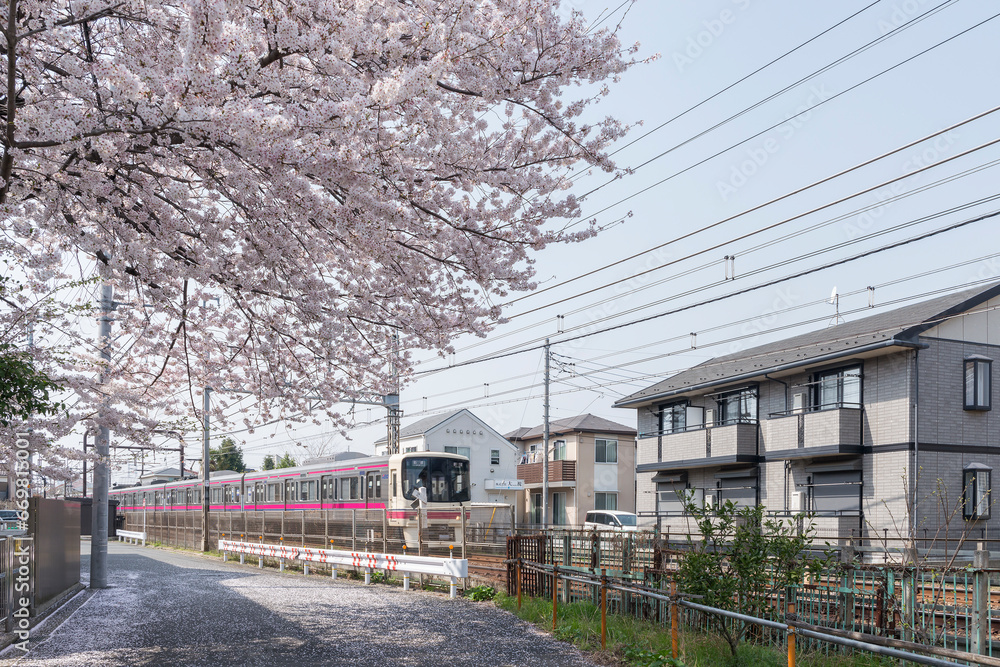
(790, 491), (805, 513)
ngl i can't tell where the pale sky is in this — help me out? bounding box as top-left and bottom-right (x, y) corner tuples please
(116, 0), (1000, 480)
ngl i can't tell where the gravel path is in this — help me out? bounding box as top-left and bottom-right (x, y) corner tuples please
(3, 541), (597, 667)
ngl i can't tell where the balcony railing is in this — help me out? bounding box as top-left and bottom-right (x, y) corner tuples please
(652, 422), (758, 465)
(516, 460), (577, 485)
(761, 405), (862, 456)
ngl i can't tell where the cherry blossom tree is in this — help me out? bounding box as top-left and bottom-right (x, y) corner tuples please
(0, 0), (644, 472)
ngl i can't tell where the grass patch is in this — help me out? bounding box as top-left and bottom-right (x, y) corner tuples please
(494, 593), (897, 667)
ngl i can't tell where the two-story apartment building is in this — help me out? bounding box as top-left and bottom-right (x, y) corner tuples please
(615, 284), (1000, 546)
(508, 414), (636, 527)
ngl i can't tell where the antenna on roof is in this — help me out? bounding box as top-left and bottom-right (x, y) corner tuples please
(828, 286), (844, 326)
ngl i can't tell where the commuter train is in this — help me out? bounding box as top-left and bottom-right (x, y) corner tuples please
(108, 451), (471, 544)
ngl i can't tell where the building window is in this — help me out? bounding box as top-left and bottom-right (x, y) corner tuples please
(531, 492), (542, 525)
(595, 492), (618, 511)
(658, 402), (687, 434)
(445, 446), (471, 459)
(964, 464), (992, 520)
(552, 439), (567, 461)
(595, 439), (618, 463)
(814, 365), (861, 409)
(964, 357), (992, 411)
(717, 387), (758, 425)
(552, 492), (567, 525)
(808, 470), (861, 515)
(490, 449), (501, 465)
(403, 446), (417, 453)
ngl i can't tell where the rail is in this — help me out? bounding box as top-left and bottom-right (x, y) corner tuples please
(219, 539), (469, 598)
(116, 530), (146, 545)
(508, 558), (996, 667)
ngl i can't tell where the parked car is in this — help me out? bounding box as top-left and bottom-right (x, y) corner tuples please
(582, 510), (639, 532)
(0, 509), (23, 529)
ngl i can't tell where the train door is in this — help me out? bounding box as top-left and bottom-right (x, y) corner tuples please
(365, 472), (382, 509)
(321, 476), (333, 509)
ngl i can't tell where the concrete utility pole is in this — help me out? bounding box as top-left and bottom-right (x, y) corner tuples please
(91, 278), (113, 589)
(201, 387), (211, 552)
(542, 338), (550, 529)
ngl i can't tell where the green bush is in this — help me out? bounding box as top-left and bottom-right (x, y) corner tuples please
(467, 585), (497, 601)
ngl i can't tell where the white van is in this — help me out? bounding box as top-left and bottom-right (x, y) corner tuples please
(583, 510), (639, 532)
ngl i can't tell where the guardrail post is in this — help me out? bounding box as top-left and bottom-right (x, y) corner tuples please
(259, 535), (264, 569)
(279, 537), (285, 572)
(973, 546), (990, 655)
(552, 565), (559, 632)
(600, 568), (607, 650)
(382, 509), (388, 555)
(449, 545), (458, 599)
(670, 579), (679, 660)
(351, 510), (357, 552)
(221, 534), (227, 561)
(786, 596), (796, 667)
(239, 534), (245, 564)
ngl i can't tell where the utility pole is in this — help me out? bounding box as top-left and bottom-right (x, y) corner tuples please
(91, 278), (113, 589)
(385, 331), (401, 455)
(542, 339), (550, 530)
(201, 387), (211, 552)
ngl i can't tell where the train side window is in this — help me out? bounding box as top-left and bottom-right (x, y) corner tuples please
(375, 476), (382, 499)
(392, 472), (397, 498)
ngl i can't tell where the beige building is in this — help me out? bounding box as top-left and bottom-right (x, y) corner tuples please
(508, 414), (636, 527)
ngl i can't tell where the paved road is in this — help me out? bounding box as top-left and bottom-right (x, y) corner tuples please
(3, 542), (595, 667)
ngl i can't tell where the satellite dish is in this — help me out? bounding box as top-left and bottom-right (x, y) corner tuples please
(828, 286), (838, 304)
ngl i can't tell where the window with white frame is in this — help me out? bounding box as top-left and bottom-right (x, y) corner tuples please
(964, 357), (992, 411)
(964, 464), (992, 520)
(445, 446), (471, 459)
(552, 439), (567, 461)
(595, 438), (618, 463)
(552, 492), (567, 525)
(490, 449), (501, 465)
(595, 492), (618, 511)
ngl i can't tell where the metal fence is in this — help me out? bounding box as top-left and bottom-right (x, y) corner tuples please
(122, 505), (515, 562)
(506, 532), (1000, 661)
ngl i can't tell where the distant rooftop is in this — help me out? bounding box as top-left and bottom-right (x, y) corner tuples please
(506, 414), (636, 441)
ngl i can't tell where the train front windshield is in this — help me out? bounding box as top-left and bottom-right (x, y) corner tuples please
(401, 456), (471, 503)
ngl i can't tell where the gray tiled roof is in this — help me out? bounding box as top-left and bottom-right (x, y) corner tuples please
(505, 413), (636, 441)
(614, 282), (1000, 408)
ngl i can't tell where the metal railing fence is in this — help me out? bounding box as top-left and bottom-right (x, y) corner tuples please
(508, 557), (995, 667)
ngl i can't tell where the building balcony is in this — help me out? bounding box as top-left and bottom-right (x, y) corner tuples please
(761, 406), (863, 459)
(516, 460), (577, 487)
(636, 422), (758, 472)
